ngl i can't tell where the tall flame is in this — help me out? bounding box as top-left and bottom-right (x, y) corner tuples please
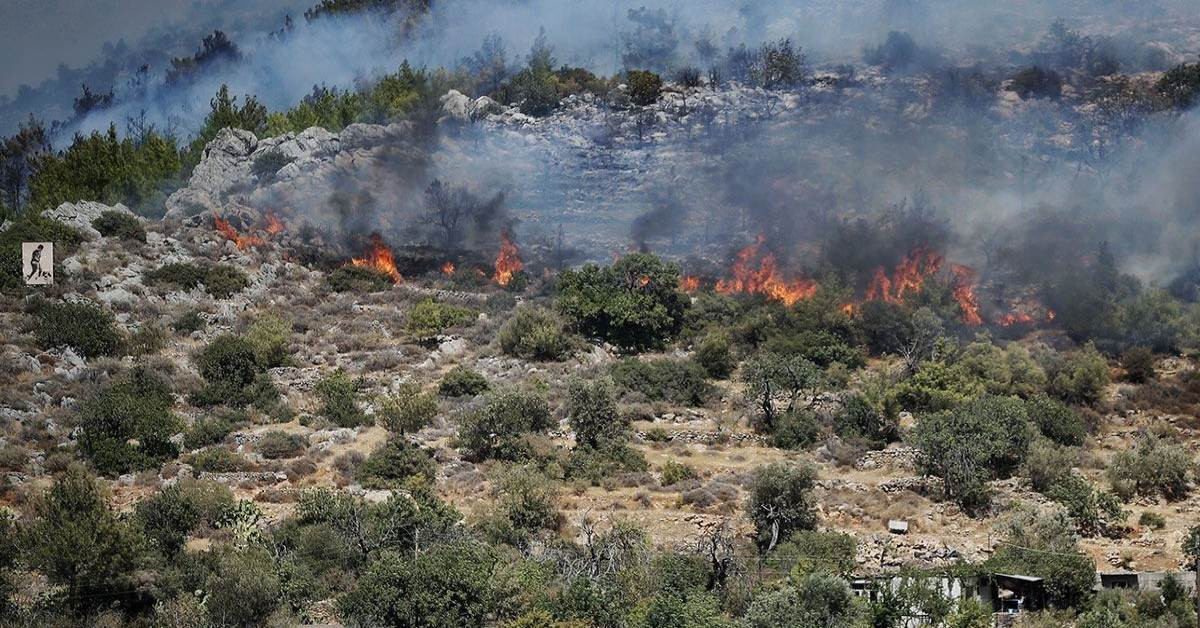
(494, 232), (524, 286)
(950, 264), (982, 326)
(714, 235), (818, 306)
(680, 276), (700, 292)
(351, 234), (403, 283)
(866, 247), (944, 303)
(213, 214), (265, 251)
(264, 211), (285, 235)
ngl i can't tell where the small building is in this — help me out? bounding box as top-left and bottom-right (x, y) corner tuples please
(1098, 571), (1196, 593)
(989, 573), (1046, 614)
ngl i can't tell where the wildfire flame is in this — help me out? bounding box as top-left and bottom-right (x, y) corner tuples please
(264, 211), (285, 235)
(680, 276), (700, 292)
(441, 261), (456, 275)
(213, 214), (265, 251)
(351, 234), (403, 283)
(866, 247), (944, 304)
(997, 312), (1034, 326)
(715, 235), (818, 306)
(950, 264), (982, 326)
(494, 232), (524, 286)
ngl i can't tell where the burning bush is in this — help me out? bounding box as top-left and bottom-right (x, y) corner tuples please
(497, 306), (574, 361)
(556, 253), (688, 353)
(27, 298), (125, 358)
(438, 366), (489, 398)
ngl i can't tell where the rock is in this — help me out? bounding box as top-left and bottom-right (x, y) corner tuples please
(43, 201), (136, 239)
(164, 128), (258, 218)
(437, 337), (469, 358)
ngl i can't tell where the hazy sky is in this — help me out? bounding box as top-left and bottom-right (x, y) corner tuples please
(0, 0), (310, 97)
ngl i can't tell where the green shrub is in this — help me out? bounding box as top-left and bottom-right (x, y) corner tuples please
(134, 484), (201, 558)
(250, 149), (294, 180)
(1043, 344), (1110, 405)
(355, 439), (436, 489)
(438, 365), (489, 398)
(892, 361), (984, 412)
(377, 382), (438, 435)
(195, 333), (257, 391)
(172, 310), (207, 334)
(91, 210), (146, 242)
(315, 369), (368, 428)
(1156, 61), (1200, 109)
(186, 448), (254, 473)
(1120, 347), (1155, 383)
(257, 430), (307, 459)
(1008, 66), (1062, 99)
(610, 358), (713, 406)
(128, 324), (166, 356)
(406, 299), (476, 344)
(556, 253), (689, 352)
(1024, 394), (1087, 446)
(567, 378), (627, 450)
(184, 415), (236, 450)
(773, 530), (857, 578)
(832, 393), (899, 449)
(1023, 439), (1076, 493)
(245, 314), (291, 368)
(204, 264), (250, 298)
(984, 507), (1097, 609)
(497, 306), (574, 361)
(770, 410), (821, 450)
(482, 466), (561, 547)
(660, 460), (698, 486)
(957, 340), (1046, 398)
(146, 262), (248, 298)
(325, 265), (395, 293)
(762, 329), (863, 368)
(563, 441), (648, 484)
(1138, 511), (1166, 529)
(458, 389), (553, 461)
(78, 366), (182, 474)
(627, 70), (664, 106)
(28, 299), (124, 358)
(693, 331), (735, 379)
(1107, 432), (1192, 501)
(1045, 475), (1127, 537)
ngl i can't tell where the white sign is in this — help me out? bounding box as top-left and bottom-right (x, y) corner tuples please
(22, 242), (53, 285)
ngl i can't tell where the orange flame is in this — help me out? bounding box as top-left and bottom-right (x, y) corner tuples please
(213, 214), (265, 251)
(351, 234), (403, 283)
(441, 261), (456, 275)
(950, 264), (982, 326)
(998, 312), (1034, 327)
(680, 276), (700, 292)
(841, 302), (856, 316)
(494, 232), (524, 286)
(714, 235), (818, 306)
(866, 247), (943, 303)
(264, 211), (285, 235)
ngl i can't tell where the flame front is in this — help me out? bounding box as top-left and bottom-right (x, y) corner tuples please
(351, 234), (403, 283)
(441, 261), (456, 275)
(950, 264), (982, 326)
(494, 233), (524, 286)
(715, 235), (818, 306)
(680, 276), (700, 292)
(264, 211), (285, 235)
(866, 247), (944, 303)
(213, 214), (265, 251)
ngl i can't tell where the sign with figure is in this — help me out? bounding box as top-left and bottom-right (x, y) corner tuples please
(22, 242), (53, 285)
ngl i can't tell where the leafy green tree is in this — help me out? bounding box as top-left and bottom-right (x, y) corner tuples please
(911, 396), (1036, 512)
(20, 466), (143, 609)
(192, 333), (278, 409)
(1045, 475), (1126, 538)
(244, 314), (291, 368)
(482, 465), (561, 548)
(957, 339), (1046, 398)
(437, 365), (489, 397)
(626, 70), (664, 106)
(204, 546), (282, 627)
(833, 393), (899, 449)
(0, 115), (50, 217)
(693, 330), (735, 379)
(185, 84), (267, 168)
(745, 574), (859, 628)
(1042, 343), (1110, 405)
(893, 360), (984, 412)
(774, 530), (857, 577)
(609, 357), (713, 406)
(567, 378), (625, 450)
(740, 351), (822, 433)
(338, 541), (496, 627)
(747, 462), (819, 550)
(297, 486), (460, 561)
(78, 366), (182, 474)
(1025, 394), (1087, 446)
(355, 439), (436, 489)
(458, 389), (553, 461)
(556, 252), (689, 352)
(1157, 61), (1200, 109)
